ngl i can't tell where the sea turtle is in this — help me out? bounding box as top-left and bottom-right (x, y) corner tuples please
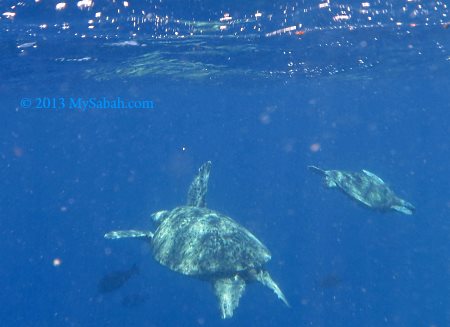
(308, 165), (415, 215)
(105, 161), (289, 318)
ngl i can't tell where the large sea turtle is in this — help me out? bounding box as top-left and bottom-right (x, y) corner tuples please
(308, 165), (415, 215)
(105, 161), (289, 318)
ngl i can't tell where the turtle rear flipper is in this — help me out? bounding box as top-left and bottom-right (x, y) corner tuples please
(104, 230), (154, 240)
(392, 199), (415, 215)
(255, 270), (290, 307)
(213, 276), (246, 319)
(187, 161), (212, 208)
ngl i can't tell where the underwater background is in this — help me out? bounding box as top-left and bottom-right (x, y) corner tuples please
(1, 0), (450, 326)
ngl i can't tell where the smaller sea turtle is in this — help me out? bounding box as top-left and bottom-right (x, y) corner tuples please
(308, 166), (415, 215)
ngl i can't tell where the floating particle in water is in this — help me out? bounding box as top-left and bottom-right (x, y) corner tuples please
(13, 146), (24, 157)
(53, 258), (62, 267)
(310, 143), (321, 152)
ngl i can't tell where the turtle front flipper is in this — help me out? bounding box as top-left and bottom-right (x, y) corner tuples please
(104, 230), (154, 240)
(362, 169), (385, 184)
(187, 161), (212, 208)
(307, 165), (326, 176)
(254, 270), (290, 307)
(213, 275), (246, 319)
(308, 166), (338, 188)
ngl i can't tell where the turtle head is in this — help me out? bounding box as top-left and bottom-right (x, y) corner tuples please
(151, 210), (169, 226)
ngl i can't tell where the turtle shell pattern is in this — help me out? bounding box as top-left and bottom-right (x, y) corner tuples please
(151, 206), (271, 277)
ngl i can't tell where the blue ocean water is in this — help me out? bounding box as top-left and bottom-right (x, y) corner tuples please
(1, 0), (450, 326)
